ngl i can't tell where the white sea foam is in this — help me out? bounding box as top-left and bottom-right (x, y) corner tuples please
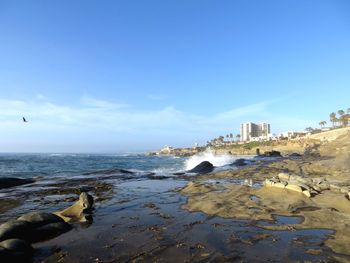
(185, 149), (236, 170)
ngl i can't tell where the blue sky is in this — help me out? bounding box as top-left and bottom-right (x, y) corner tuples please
(0, 0), (350, 152)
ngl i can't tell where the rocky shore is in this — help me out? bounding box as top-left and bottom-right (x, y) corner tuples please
(1, 128), (350, 262)
(181, 128), (350, 261)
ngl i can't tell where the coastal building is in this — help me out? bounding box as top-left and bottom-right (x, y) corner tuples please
(279, 131), (307, 139)
(240, 122), (271, 141)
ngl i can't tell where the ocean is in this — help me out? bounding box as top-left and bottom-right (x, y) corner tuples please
(0, 150), (244, 180)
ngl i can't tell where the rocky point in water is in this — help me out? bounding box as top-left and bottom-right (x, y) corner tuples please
(187, 161), (214, 174)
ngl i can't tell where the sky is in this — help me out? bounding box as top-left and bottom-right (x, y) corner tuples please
(0, 0), (350, 153)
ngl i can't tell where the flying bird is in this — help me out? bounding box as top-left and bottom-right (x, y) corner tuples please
(23, 117), (28, 123)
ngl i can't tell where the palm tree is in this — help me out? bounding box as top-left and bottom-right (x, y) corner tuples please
(347, 108), (350, 114)
(229, 133), (233, 142)
(330, 112), (337, 128)
(236, 134), (241, 142)
(338, 110), (345, 127)
(319, 121), (326, 128)
(338, 110), (345, 117)
(339, 114), (349, 127)
(305, 127), (314, 133)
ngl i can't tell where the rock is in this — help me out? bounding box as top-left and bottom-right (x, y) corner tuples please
(18, 212), (64, 228)
(173, 172), (185, 176)
(33, 222), (71, 242)
(278, 173), (290, 182)
(232, 158), (247, 166)
(289, 175), (309, 185)
(303, 190), (311, 197)
(273, 182), (287, 189)
(0, 178), (34, 189)
(340, 187), (349, 194)
(187, 161), (214, 174)
(285, 184), (303, 193)
(0, 220), (31, 242)
(289, 153), (302, 157)
(0, 239), (33, 262)
(264, 179), (274, 187)
(264, 178), (279, 187)
(54, 192), (94, 222)
(83, 168), (134, 175)
(262, 150), (282, 157)
(0, 238), (32, 253)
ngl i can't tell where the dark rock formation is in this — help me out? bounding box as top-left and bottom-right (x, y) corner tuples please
(187, 161), (214, 174)
(83, 168), (134, 176)
(18, 212), (64, 228)
(289, 153), (302, 157)
(0, 212), (71, 243)
(0, 177), (34, 189)
(0, 239), (33, 262)
(261, 150), (282, 157)
(231, 158), (247, 166)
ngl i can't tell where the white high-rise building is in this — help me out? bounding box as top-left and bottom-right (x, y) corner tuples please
(240, 122), (271, 141)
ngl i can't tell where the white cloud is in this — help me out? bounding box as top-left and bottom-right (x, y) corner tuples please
(0, 95), (315, 152)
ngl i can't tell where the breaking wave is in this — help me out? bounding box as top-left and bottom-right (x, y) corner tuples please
(185, 149), (236, 170)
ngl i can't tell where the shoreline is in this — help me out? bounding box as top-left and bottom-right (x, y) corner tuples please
(1, 128), (350, 261)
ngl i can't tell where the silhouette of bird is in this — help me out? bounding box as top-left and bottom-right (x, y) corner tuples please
(23, 117), (28, 123)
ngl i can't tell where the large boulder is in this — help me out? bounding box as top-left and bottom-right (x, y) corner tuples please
(0, 220), (31, 242)
(0, 178), (34, 189)
(187, 161), (214, 174)
(33, 222), (71, 242)
(0, 239), (33, 262)
(0, 213), (71, 243)
(18, 212), (64, 228)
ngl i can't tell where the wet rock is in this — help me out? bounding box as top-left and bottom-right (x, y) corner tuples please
(173, 172), (185, 176)
(33, 222), (71, 242)
(0, 238), (32, 252)
(289, 153), (302, 157)
(18, 212), (64, 228)
(0, 214), (71, 243)
(0, 220), (31, 242)
(83, 168), (134, 175)
(231, 158), (247, 166)
(0, 239), (32, 262)
(187, 161), (214, 174)
(262, 150), (282, 157)
(54, 192), (94, 222)
(0, 177), (34, 189)
(0, 199), (21, 214)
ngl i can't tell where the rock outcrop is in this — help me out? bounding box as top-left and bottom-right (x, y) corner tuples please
(0, 191), (94, 262)
(264, 172), (333, 197)
(0, 239), (33, 262)
(54, 192), (94, 222)
(0, 177), (34, 189)
(0, 212), (71, 243)
(187, 161), (214, 174)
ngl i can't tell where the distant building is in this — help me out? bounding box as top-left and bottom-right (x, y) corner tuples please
(279, 131), (307, 139)
(240, 122), (271, 141)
